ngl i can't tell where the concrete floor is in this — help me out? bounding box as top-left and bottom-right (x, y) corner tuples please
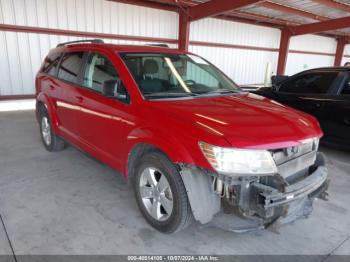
(0, 110), (349, 258)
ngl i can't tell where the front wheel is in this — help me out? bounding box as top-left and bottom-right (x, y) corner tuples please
(134, 152), (193, 233)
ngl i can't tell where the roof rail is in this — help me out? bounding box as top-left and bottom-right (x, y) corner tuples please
(56, 39), (104, 48)
(147, 44), (169, 48)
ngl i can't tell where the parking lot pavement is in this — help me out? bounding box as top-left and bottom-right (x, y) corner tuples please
(0, 220), (11, 255)
(0, 111), (349, 258)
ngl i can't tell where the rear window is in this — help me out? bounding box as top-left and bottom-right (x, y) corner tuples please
(58, 52), (85, 84)
(42, 52), (62, 76)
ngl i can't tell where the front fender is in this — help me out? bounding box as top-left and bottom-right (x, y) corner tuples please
(124, 127), (196, 174)
(124, 128), (221, 224)
(36, 93), (59, 133)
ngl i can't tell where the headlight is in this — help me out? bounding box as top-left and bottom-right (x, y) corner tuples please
(199, 142), (277, 176)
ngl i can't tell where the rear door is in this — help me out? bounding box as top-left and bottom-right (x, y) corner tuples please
(55, 51), (86, 140)
(38, 51), (62, 106)
(75, 51), (134, 169)
(321, 73), (350, 144)
(275, 71), (339, 127)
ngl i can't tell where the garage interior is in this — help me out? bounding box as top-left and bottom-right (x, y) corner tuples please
(0, 0), (350, 259)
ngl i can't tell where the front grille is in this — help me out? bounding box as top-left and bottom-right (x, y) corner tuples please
(270, 139), (319, 179)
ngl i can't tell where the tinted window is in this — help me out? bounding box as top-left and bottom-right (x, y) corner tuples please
(83, 53), (119, 92)
(341, 77), (350, 95)
(42, 52), (61, 76)
(58, 52), (84, 84)
(279, 72), (338, 94)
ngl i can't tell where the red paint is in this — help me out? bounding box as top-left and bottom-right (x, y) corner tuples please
(188, 0), (262, 21)
(230, 10), (299, 27)
(191, 41), (278, 52)
(108, 0), (178, 12)
(312, 0), (350, 13)
(334, 38), (347, 66)
(217, 12), (287, 29)
(257, 2), (328, 21)
(289, 16), (350, 36)
(111, 0), (284, 28)
(289, 49), (334, 56)
(36, 43), (322, 176)
(0, 24), (178, 44)
(109, 0), (348, 39)
(178, 10), (190, 51)
(277, 29), (291, 75)
(0, 95), (35, 100)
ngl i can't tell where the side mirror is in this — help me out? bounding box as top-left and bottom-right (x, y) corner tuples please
(102, 79), (129, 103)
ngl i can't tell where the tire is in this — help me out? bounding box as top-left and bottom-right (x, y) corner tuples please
(133, 152), (193, 233)
(39, 106), (65, 152)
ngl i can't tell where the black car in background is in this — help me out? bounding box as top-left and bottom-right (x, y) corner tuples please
(252, 67), (350, 149)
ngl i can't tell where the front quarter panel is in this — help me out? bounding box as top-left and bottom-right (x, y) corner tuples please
(124, 125), (221, 176)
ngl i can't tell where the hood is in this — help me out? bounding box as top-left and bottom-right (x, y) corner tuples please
(146, 93), (322, 149)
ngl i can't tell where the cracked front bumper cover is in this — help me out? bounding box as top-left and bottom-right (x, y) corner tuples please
(209, 153), (329, 232)
(253, 164), (328, 209)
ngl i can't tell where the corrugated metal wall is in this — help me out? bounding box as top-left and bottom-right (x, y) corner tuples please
(0, 0), (178, 96)
(189, 19), (338, 82)
(286, 35), (337, 75)
(0, 0), (342, 96)
(189, 18), (280, 85)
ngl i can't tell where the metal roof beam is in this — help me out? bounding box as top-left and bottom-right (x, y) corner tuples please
(289, 16), (350, 35)
(188, 0), (264, 21)
(334, 37), (346, 66)
(107, 0), (178, 12)
(258, 1), (328, 21)
(312, 0), (350, 13)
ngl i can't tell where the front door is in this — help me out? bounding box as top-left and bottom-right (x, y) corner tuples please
(75, 51), (134, 170)
(275, 71), (340, 135)
(320, 75), (350, 145)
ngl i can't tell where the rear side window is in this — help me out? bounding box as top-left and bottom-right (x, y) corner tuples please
(279, 72), (338, 94)
(83, 53), (119, 92)
(58, 52), (85, 84)
(42, 52), (62, 76)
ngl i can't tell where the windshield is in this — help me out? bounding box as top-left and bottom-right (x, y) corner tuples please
(120, 52), (241, 99)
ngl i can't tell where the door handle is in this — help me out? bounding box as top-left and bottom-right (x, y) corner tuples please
(49, 85), (55, 91)
(314, 103), (321, 108)
(76, 96), (83, 103)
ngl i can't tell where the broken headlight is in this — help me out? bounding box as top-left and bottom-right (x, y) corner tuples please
(199, 142), (278, 176)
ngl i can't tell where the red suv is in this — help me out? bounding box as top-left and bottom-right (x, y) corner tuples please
(36, 39), (329, 233)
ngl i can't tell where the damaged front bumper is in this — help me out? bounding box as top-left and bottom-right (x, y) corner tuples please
(250, 153), (328, 229)
(180, 153), (329, 233)
(214, 153), (329, 232)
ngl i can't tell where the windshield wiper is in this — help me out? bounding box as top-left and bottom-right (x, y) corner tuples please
(144, 92), (198, 99)
(194, 89), (240, 96)
(210, 89), (239, 94)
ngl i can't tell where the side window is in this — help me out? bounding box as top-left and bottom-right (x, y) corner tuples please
(83, 53), (119, 92)
(279, 72), (338, 94)
(42, 52), (62, 76)
(58, 52), (85, 84)
(341, 77), (350, 95)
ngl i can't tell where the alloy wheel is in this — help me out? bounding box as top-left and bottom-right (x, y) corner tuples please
(139, 167), (173, 221)
(41, 116), (52, 146)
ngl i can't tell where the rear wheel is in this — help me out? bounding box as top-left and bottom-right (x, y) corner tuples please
(39, 106), (65, 152)
(134, 152), (193, 233)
